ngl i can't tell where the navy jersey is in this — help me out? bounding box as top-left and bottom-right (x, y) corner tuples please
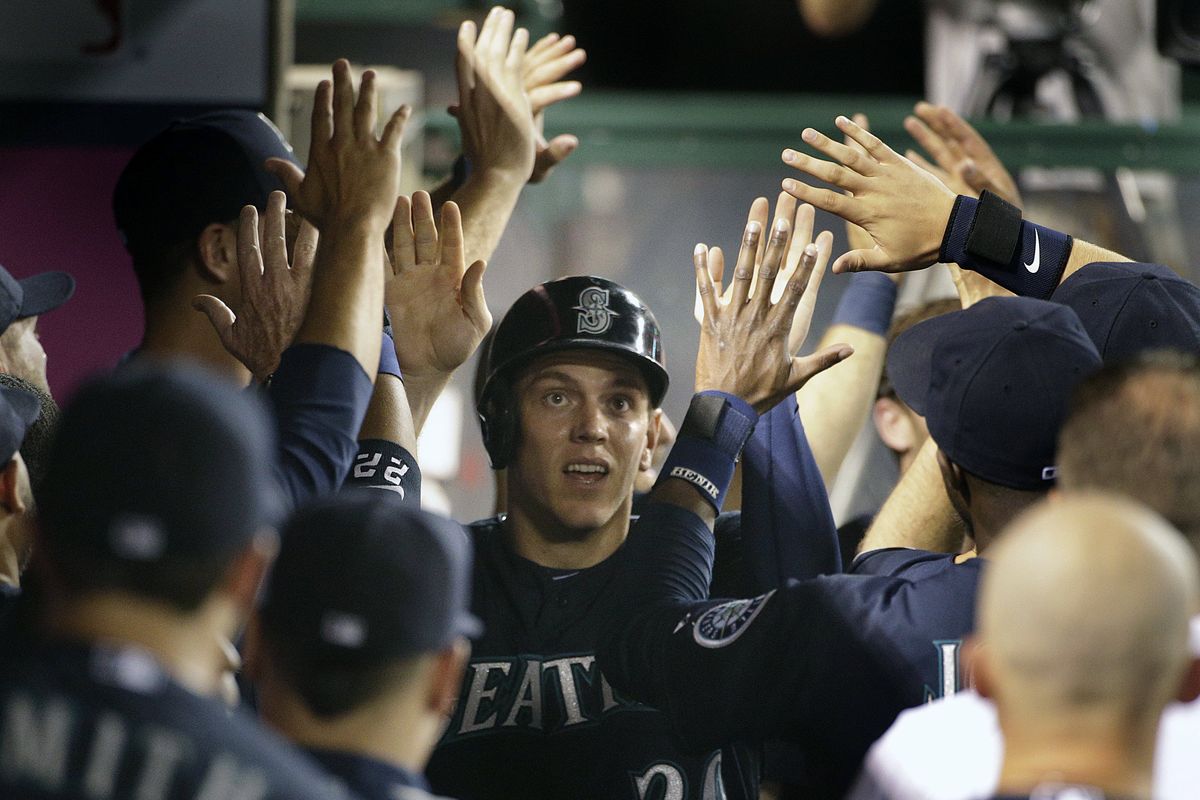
(0, 639), (348, 800)
(426, 396), (840, 800)
(425, 516), (755, 800)
(308, 749), (444, 800)
(597, 505), (985, 796)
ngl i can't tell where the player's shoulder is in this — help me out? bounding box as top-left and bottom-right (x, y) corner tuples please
(850, 546), (980, 579)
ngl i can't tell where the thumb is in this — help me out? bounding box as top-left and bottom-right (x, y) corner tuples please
(832, 247), (893, 275)
(192, 295), (237, 345)
(960, 160), (983, 189)
(546, 134), (579, 162)
(264, 158), (305, 197)
(788, 343), (855, 389)
(461, 259), (493, 330)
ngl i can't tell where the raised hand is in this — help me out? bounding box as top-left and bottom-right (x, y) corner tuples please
(523, 31), (585, 183)
(781, 116), (957, 275)
(694, 216), (853, 414)
(904, 102), (1022, 208)
(386, 191), (492, 379)
(456, 7), (537, 184)
(266, 59), (410, 233)
(694, 193), (831, 355)
(193, 191), (317, 381)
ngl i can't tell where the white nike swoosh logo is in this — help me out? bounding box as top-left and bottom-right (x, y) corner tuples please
(1024, 231), (1040, 274)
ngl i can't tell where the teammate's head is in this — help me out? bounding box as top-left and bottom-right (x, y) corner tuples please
(1051, 262), (1200, 360)
(478, 276), (667, 536)
(0, 373), (58, 503)
(887, 297), (1102, 544)
(250, 493), (477, 766)
(38, 364), (280, 612)
(873, 297), (960, 474)
(0, 263), (75, 395)
(113, 110), (299, 310)
(0, 383), (42, 585)
(1058, 351), (1200, 545)
(975, 495), (1200, 768)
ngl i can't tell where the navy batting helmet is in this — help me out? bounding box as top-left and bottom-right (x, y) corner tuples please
(477, 276), (668, 469)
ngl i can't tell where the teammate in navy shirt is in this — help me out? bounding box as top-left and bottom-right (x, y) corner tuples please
(0, 367), (344, 800)
(249, 493), (477, 800)
(598, 293), (1103, 794)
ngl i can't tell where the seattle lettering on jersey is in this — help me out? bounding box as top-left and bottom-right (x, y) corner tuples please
(444, 653), (639, 739)
(0, 690), (275, 800)
(925, 639), (965, 703)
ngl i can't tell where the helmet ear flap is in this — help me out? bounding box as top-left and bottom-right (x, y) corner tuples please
(480, 379), (518, 470)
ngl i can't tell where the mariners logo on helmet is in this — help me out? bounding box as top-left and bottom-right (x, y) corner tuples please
(574, 287), (617, 335)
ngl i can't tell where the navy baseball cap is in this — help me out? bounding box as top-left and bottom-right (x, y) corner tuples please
(0, 263), (75, 336)
(0, 384), (40, 465)
(888, 297), (1102, 490)
(113, 110), (301, 260)
(40, 364), (281, 563)
(1051, 262), (1200, 360)
(261, 492), (482, 665)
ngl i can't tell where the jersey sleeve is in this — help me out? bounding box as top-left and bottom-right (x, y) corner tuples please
(850, 547), (951, 577)
(599, 503), (917, 795)
(267, 343), (374, 508)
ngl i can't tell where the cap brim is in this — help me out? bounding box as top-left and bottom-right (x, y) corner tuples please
(0, 384), (41, 428)
(18, 272), (75, 319)
(885, 311), (963, 417)
(455, 611), (484, 640)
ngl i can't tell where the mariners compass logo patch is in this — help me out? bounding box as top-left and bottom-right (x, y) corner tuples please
(574, 287), (617, 335)
(693, 591), (774, 649)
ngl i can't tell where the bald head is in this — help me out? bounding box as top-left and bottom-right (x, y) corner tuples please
(978, 494), (1198, 726)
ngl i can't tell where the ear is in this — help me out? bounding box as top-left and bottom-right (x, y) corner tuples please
(195, 222), (239, 285)
(219, 531), (278, 616)
(0, 458), (26, 515)
(1176, 657), (1200, 704)
(640, 409), (663, 473)
(429, 638), (471, 717)
(241, 612), (264, 684)
(873, 397), (916, 456)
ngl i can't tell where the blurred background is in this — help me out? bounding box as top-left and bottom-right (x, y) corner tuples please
(1, 0), (1198, 521)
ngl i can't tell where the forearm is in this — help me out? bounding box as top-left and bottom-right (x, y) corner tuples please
(396, 370), (453, 437)
(857, 438), (966, 555)
(1060, 239), (1133, 283)
(358, 374), (417, 453)
(740, 394), (842, 588)
(450, 170), (526, 267)
(797, 325), (887, 485)
(294, 220), (386, 378)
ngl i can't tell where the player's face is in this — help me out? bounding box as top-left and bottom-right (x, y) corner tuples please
(506, 351), (659, 538)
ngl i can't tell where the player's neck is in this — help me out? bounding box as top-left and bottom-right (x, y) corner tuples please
(504, 501), (631, 570)
(140, 290), (251, 386)
(44, 591), (235, 699)
(996, 715), (1157, 800)
(265, 687), (437, 775)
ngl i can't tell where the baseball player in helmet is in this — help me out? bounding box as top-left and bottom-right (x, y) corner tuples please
(426, 266), (841, 800)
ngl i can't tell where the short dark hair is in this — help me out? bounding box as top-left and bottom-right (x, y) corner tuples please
(1058, 351), (1200, 547)
(878, 297), (962, 399)
(44, 546), (237, 613)
(259, 624), (421, 719)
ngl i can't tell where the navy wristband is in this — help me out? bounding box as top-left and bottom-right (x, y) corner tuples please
(348, 439), (421, 506)
(830, 272), (898, 336)
(655, 391), (757, 512)
(378, 330), (403, 383)
(940, 192), (1073, 300)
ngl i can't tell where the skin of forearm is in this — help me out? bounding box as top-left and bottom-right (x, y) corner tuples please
(858, 438), (966, 555)
(1060, 238), (1133, 284)
(396, 370), (452, 438)
(450, 169), (526, 267)
(294, 218), (386, 378)
(646, 477), (719, 529)
(358, 374), (418, 454)
(796, 324), (888, 486)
